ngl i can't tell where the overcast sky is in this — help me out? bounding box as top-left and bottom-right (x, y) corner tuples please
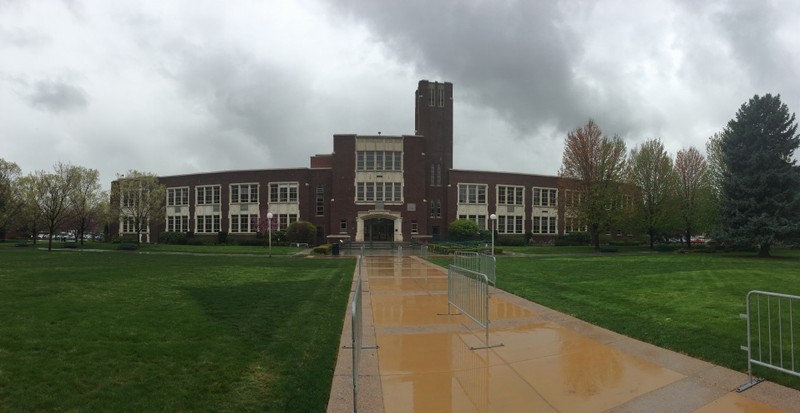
(2, 0), (799, 189)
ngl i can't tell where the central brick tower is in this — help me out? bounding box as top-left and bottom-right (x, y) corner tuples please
(415, 80), (453, 238)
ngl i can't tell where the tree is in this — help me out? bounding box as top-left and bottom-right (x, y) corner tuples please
(628, 138), (675, 248)
(673, 147), (715, 249)
(32, 163), (80, 251)
(69, 166), (103, 245)
(705, 132), (726, 204)
(449, 219), (480, 240)
(0, 159), (23, 240)
(559, 120), (628, 249)
(719, 94), (800, 257)
(285, 221), (317, 245)
(112, 170), (166, 244)
(15, 174), (44, 244)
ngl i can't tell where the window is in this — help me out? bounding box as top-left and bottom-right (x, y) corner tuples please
(431, 164), (442, 186)
(196, 186), (221, 205)
(430, 200), (441, 218)
(122, 191), (136, 207)
(316, 184), (324, 216)
(340, 220), (347, 233)
(411, 221), (418, 234)
(495, 215), (524, 234)
(457, 184), (487, 204)
(458, 214), (488, 230)
(269, 182), (298, 203)
(428, 83), (436, 106)
(437, 84), (445, 107)
(497, 185), (524, 205)
(532, 216), (558, 234)
(121, 216), (137, 233)
(167, 187), (189, 206)
(167, 216), (189, 232)
(196, 215), (221, 233)
(231, 184), (258, 203)
(565, 190), (584, 208)
(355, 151), (402, 171)
(356, 182), (402, 202)
(231, 214), (259, 233)
(533, 187), (557, 207)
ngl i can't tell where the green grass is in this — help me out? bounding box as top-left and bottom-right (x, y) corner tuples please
(29, 241), (309, 256)
(0, 248), (355, 412)
(432, 249), (800, 389)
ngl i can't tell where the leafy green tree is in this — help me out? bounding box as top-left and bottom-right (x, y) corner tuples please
(628, 138), (675, 249)
(673, 147), (715, 249)
(112, 170), (166, 244)
(719, 94), (800, 257)
(285, 221), (317, 245)
(559, 120), (628, 249)
(0, 159), (22, 240)
(448, 219), (480, 240)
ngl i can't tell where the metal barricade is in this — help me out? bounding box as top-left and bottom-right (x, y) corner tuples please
(345, 247), (375, 412)
(737, 290), (800, 392)
(441, 265), (502, 350)
(453, 251), (496, 288)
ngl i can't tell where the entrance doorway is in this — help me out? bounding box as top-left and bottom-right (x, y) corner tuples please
(364, 218), (394, 242)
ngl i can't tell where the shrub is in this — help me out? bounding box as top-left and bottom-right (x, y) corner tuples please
(286, 221), (316, 245)
(497, 234), (526, 246)
(160, 232), (189, 245)
(556, 232), (591, 246)
(449, 219), (480, 240)
(313, 244), (332, 255)
(217, 231), (228, 244)
(117, 243), (139, 251)
(600, 245), (618, 253)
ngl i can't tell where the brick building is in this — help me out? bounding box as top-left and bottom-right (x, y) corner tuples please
(116, 80), (577, 244)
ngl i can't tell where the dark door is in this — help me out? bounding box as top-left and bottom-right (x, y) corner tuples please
(365, 218), (394, 241)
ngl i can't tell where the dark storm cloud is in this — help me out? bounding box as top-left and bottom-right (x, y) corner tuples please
(331, 0), (585, 134)
(26, 78), (89, 113)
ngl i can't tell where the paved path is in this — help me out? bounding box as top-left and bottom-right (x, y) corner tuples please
(328, 255), (800, 413)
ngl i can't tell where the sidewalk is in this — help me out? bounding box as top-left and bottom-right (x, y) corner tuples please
(328, 255), (800, 412)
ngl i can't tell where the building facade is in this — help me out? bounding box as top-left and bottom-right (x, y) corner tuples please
(116, 80), (578, 244)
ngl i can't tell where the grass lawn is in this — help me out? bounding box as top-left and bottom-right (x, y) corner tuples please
(0, 247), (355, 412)
(432, 249), (800, 389)
(26, 240), (309, 256)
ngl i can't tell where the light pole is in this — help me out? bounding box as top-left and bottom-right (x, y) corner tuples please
(489, 213), (497, 256)
(267, 212), (273, 258)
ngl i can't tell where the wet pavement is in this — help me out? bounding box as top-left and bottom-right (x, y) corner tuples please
(328, 255), (800, 413)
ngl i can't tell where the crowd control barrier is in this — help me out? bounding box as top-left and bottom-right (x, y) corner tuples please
(737, 290), (800, 392)
(441, 265), (502, 350)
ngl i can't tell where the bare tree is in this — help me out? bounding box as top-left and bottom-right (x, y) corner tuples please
(673, 147), (714, 249)
(0, 158), (23, 240)
(560, 120), (628, 249)
(112, 170), (165, 244)
(32, 163), (80, 251)
(628, 138), (675, 248)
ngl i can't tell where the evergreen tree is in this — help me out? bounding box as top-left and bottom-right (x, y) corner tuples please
(719, 94), (800, 257)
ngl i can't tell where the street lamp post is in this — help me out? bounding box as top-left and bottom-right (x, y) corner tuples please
(489, 213), (497, 256)
(267, 212), (273, 258)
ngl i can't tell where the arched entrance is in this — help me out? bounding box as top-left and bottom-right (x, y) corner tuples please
(364, 218), (394, 242)
(356, 210), (403, 242)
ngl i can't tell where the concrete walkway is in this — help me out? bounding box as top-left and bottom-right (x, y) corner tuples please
(328, 255), (800, 413)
